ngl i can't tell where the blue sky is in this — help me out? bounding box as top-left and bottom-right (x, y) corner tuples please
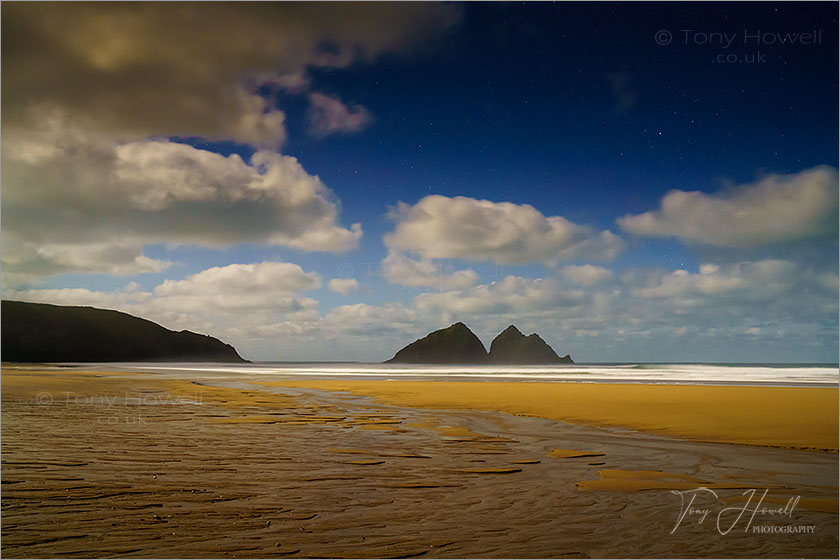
(2, 2), (837, 362)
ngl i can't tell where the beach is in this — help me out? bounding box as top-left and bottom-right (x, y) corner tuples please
(2, 365), (838, 558)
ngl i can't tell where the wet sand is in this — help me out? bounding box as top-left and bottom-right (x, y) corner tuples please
(264, 380), (839, 451)
(2, 366), (838, 558)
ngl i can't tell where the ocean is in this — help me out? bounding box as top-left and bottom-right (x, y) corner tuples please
(64, 362), (840, 387)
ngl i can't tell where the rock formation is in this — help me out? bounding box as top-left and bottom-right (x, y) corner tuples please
(487, 324), (573, 364)
(386, 322), (488, 364)
(387, 322), (573, 364)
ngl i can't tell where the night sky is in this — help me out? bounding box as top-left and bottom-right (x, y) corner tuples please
(2, 2), (837, 362)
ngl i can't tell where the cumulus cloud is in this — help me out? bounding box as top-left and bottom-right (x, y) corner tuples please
(308, 93), (372, 136)
(414, 275), (586, 317)
(1, 242), (172, 281)
(561, 264), (614, 286)
(321, 303), (419, 337)
(632, 260), (803, 303)
(4, 262), (323, 345)
(328, 278), (360, 295)
(317, 303), (430, 360)
(385, 195), (624, 265)
(615, 260), (837, 361)
(614, 260), (838, 350)
(3, 286), (152, 311)
(617, 166), (839, 247)
(2, 2), (459, 142)
(407, 259), (836, 361)
(1, 128), (362, 281)
(381, 251), (479, 291)
(153, 262), (321, 313)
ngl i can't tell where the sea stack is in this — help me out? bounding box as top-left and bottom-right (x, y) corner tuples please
(386, 322), (488, 364)
(487, 325), (573, 364)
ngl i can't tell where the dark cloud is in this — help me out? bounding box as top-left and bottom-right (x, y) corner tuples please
(2, 2), (460, 141)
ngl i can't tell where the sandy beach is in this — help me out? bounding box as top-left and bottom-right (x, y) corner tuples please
(2, 366), (838, 558)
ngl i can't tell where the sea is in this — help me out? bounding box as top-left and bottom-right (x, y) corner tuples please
(58, 362), (840, 388)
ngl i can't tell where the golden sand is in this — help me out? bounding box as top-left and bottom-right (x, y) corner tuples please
(263, 380), (839, 452)
(575, 469), (766, 492)
(549, 449), (606, 458)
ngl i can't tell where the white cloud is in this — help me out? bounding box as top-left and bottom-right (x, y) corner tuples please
(316, 303), (432, 361)
(154, 262), (320, 311)
(4, 243), (172, 278)
(414, 275), (586, 317)
(633, 260), (798, 302)
(3, 287), (151, 310)
(321, 303), (419, 337)
(4, 261), (322, 341)
(328, 278), (360, 295)
(242, 321), (319, 339)
(1, 130), (362, 281)
(385, 195), (624, 265)
(307, 93), (372, 136)
(561, 264), (613, 286)
(381, 251), (479, 291)
(617, 166), (839, 247)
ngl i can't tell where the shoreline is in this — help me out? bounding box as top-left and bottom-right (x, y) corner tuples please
(2, 362), (840, 390)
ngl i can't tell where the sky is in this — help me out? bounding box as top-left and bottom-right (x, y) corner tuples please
(2, 1), (837, 363)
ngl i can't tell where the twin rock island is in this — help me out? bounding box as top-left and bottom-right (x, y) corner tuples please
(388, 322), (573, 364)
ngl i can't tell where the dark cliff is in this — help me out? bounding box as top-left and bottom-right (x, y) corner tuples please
(1, 300), (247, 363)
